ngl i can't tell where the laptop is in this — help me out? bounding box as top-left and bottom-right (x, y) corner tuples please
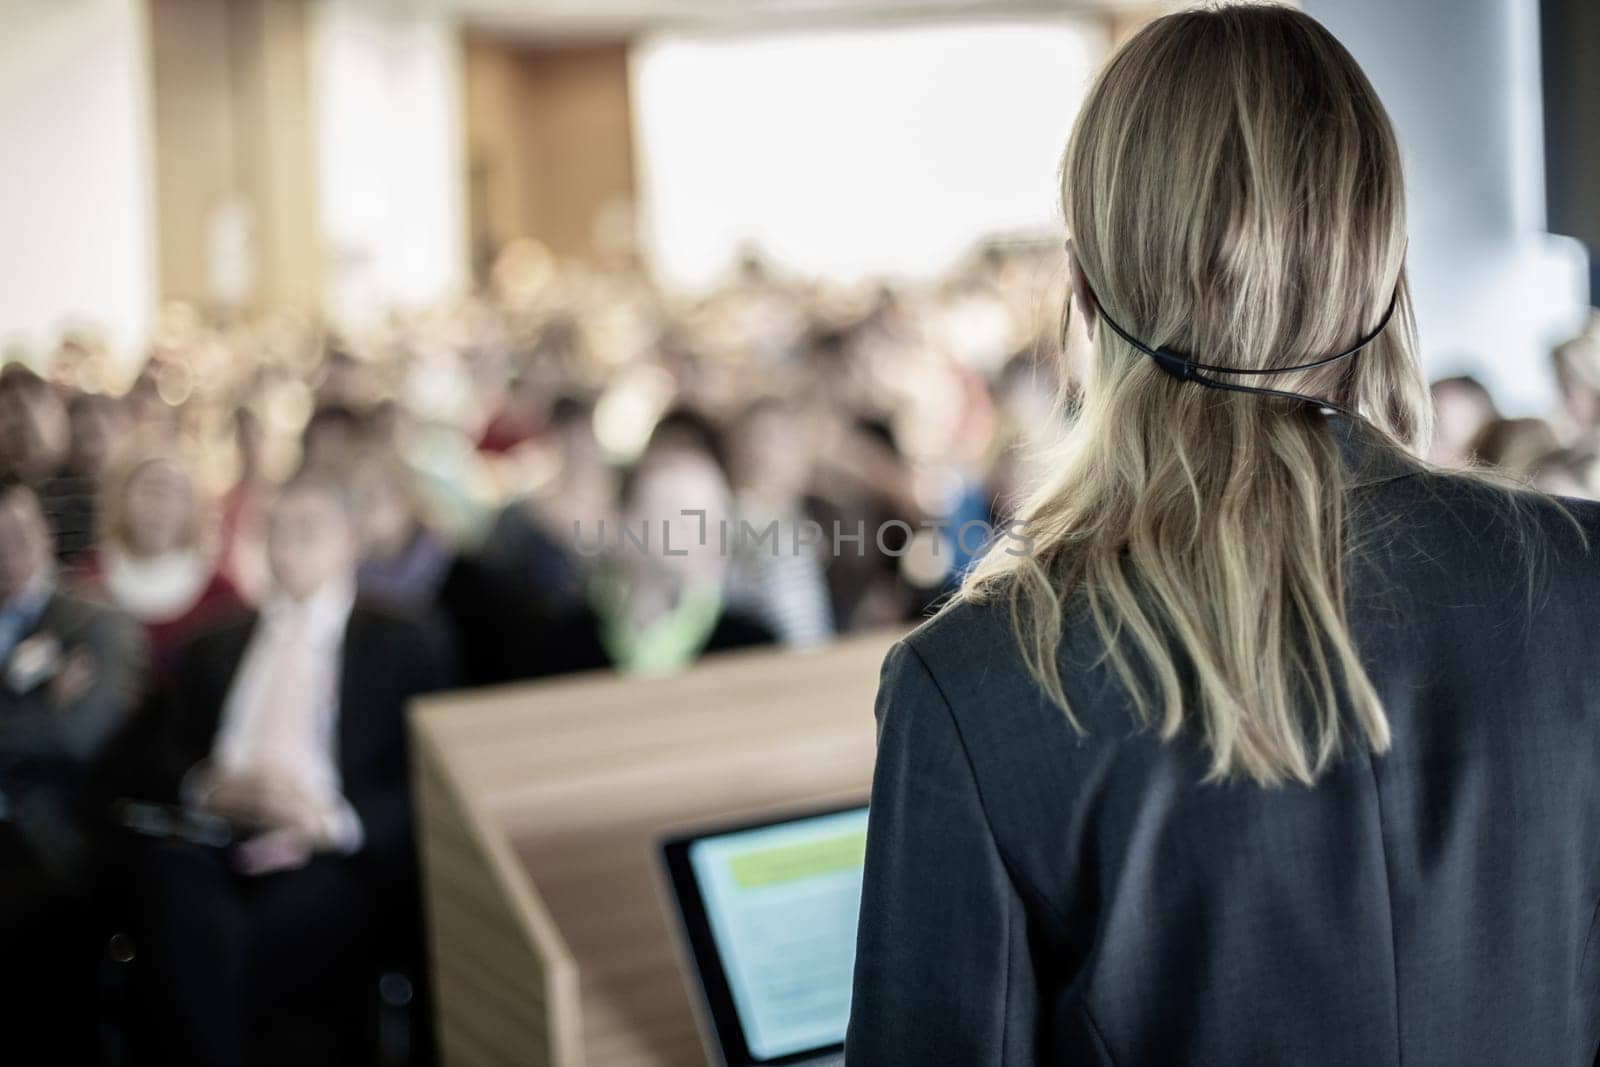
(659, 802), (869, 1067)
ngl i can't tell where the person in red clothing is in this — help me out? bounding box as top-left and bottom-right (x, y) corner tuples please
(476, 318), (575, 455)
(78, 451), (244, 688)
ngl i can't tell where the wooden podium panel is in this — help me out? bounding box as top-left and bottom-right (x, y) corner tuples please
(412, 630), (900, 1066)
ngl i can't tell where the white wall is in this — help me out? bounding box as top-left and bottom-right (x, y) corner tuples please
(1305, 0), (1589, 413)
(0, 0), (155, 359)
(309, 0), (469, 332)
(631, 18), (1105, 290)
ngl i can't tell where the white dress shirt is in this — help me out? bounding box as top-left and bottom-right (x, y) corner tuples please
(207, 579), (363, 852)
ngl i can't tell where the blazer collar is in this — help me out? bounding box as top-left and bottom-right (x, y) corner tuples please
(1327, 413), (1425, 488)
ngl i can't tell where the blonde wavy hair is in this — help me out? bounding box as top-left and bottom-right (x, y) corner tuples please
(960, 4), (1434, 786)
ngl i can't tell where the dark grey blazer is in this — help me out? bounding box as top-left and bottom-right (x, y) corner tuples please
(0, 590), (145, 770)
(0, 589), (145, 883)
(847, 421), (1600, 1066)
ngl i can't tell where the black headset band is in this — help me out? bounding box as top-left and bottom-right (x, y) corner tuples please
(1093, 290), (1398, 379)
(1088, 289), (1399, 418)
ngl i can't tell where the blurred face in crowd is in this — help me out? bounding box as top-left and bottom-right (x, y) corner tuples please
(1429, 380), (1497, 466)
(730, 403), (810, 503)
(68, 395), (133, 477)
(625, 451), (732, 587)
(266, 481), (360, 601)
(349, 457), (415, 558)
(1555, 365), (1600, 435)
(0, 379), (70, 477)
(506, 372), (553, 421)
(127, 371), (178, 442)
(301, 412), (363, 473)
(315, 354), (379, 410)
(0, 486), (53, 602)
(553, 412), (605, 485)
(121, 459), (196, 558)
(1552, 323), (1600, 436)
(367, 400), (410, 454)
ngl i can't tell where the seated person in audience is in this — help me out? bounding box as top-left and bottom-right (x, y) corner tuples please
(1427, 374), (1499, 466)
(63, 390), (135, 551)
(438, 394), (612, 685)
(349, 448), (452, 610)
(528, 430), (777, 677)
(476, 366), (551, 455)
(1552, 311), (1600, 446)
(135, 467), (450, 1067)
(477, 319), (574, 455)
(299, 403), (369, 475)
(0, 363), (97, 562)
(477, 393), (612, 614)
(809, 416), (932, 630)
(311, 343), (381, 413)
(723, 396), (834, 647)
(67, 390), (134, 484)
(126, 361), (181, 445)
(0, 476), (145, 1058)
(78, 452), (244, 688)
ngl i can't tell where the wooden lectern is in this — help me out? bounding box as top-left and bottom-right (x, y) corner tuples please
(411, 630), (899, 1066)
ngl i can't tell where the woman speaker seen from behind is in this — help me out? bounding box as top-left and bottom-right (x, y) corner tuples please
(846, 5), (1600, 1065)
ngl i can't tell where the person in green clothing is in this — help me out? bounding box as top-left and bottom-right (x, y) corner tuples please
(598, 422), (777, 671)
(588, 411), (776, 675)
(517, 409), (778, 680)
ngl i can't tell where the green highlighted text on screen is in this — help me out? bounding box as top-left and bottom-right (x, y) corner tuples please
(727, 831), (868, 889)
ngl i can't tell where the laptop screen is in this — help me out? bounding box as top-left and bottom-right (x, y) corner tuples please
(668, 805), (868, 1062)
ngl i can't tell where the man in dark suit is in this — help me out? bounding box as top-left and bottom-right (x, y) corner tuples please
(135, 468), (449, 1067)
(0, 474), (146, 1060)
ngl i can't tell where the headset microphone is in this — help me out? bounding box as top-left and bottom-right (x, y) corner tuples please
(1089, 290), (1399, 418)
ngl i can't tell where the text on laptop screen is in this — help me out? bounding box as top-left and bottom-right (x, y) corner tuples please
(687, 807), (869, 1060)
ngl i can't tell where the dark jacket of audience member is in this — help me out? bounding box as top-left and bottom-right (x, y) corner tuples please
(1, 585), (146, 888)
(0, 480), (146, 881)
(131, 471), (450, 1067)
(158, 600), (447, 882)
(0, 478), (145, 1060)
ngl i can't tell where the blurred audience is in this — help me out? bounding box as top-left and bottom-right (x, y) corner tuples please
(1426, 312), (1600, 495)
(0, 233), (1594, 1064)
